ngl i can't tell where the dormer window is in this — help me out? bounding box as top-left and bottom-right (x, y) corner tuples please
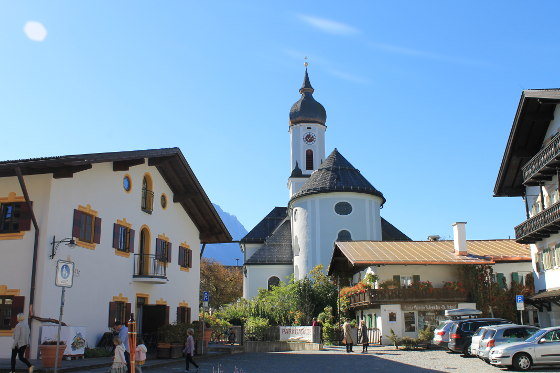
(141, 174), (154, 214)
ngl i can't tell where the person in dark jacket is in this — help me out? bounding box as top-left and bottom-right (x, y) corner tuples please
(359, 320), (369, 353)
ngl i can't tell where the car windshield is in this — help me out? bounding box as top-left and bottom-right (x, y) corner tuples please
(436, 321), (448, 329)
(525, 329), (548, 342)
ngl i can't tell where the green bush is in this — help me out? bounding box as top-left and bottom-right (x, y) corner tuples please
(417, 326), (434, 343)
(386, 329), (400, 349)
(84, 347), (113, 358)
(245, 316), (270, 341)
(400, 337), (417, 350)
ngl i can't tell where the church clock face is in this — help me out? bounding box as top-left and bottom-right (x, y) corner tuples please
(303, 132), (316, 145)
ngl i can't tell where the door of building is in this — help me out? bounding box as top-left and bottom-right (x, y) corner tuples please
(141, 304), (168, 348)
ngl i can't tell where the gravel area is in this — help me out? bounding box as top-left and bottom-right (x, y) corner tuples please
(79, 346), (560, 373)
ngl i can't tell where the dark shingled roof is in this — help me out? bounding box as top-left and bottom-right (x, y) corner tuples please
(240, 207), (288, 243)
(289, 69), (327, 126)
(245, 219), (293, 264)
(290, 149), (386, 204)
(381, 217), (411, 241)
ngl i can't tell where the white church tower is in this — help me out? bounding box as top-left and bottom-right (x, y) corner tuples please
(287, 68), (327, 197)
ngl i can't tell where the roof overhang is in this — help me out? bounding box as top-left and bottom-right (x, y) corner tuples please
(0, 148), (232, 243)
(494, 90), (560, 197)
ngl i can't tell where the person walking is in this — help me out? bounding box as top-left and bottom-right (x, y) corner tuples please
(110, 336), (127, 373)
(10, 313), (33, 373)
(359, 320), (369, 353)
(343, 319), (354, 353)
(184, 328), (199, 372)
(114, 321), (131, 373)
(135, 337), (147, 373)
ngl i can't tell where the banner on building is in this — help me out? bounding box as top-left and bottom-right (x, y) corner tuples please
(402, 303), (458, 311)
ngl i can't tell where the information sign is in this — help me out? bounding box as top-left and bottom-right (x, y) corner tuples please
(55, 260), (74, 288)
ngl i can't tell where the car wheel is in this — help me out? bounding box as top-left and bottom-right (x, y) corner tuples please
(512, 353), (532, 371)
(462, 344), (472, 357)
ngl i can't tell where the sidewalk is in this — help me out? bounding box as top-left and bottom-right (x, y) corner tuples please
(0, 350), (230, 373)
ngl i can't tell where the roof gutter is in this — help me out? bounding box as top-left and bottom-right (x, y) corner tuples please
(14, 168), (40, 336)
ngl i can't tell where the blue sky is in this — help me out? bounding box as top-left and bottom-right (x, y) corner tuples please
(1, 1), (559, 243)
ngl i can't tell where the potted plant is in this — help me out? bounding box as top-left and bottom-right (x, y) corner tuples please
(39, 340), (66, 368)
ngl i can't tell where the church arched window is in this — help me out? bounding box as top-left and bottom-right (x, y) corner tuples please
(306, 149), (314, 170)
(268, 276), (280, 290)
(337, 230), (352, 242)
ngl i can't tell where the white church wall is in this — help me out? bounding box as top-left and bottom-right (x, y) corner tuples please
(290, 192), (382, 279)
(244, 264), (293, 298)
(0, 162), (203, 358)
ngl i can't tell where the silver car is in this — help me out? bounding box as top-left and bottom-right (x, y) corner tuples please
(478, 324), (538, 362)
(470, 326), (491, 357)
(489, 326), (560, 371)
(432, 320), (456, 349)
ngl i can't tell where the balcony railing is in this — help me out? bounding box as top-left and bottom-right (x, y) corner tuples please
(522, 132), (560, 185)
(515, 200), (560, 244)
(141, 188), (154, 214)
(133, 254), (167, 283)
(348, 288), (471, 309)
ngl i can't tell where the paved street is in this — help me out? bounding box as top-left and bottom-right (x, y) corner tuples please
(78, 346), (560, 373)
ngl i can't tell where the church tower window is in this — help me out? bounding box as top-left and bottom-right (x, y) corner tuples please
(306, 149), (314, 170)
(337, 230), (352, 242)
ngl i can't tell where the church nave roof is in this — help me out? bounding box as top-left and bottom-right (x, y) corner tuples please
(290, 149), (386, 204)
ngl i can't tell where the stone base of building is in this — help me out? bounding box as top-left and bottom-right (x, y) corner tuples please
(244, 341), (323, 353)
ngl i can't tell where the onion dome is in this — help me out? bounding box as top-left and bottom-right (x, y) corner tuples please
(290, 149), (386, 204)
(289, 69), (327, 126)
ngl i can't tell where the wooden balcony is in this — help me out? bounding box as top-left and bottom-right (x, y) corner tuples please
(515, 200), (560, 244)
(348, 288), (471, 309)
(522, 132), (560, 186)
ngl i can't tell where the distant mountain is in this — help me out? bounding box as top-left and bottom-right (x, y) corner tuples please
(201, 204), (248, 265)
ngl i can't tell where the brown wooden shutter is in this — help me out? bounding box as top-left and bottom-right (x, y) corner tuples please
(18, 202), (32, 231)
(188, 248), (193, 268)
(93, 217), (102, 244)
(165, 306), (170, 325)
(125, 303), (132, 326)
(129, 229), (135, 253)
(413, 275), (421, 284)
(178, 247), (182, 266)
(108, 301), (118, 327)
(186, 307), (191, 324)
(167, 242), (172, 263)
(113, 224), (120, 249)
(72, 209), (82, 238)
(10, 296), (25, 328)
(155, 238), (162, 260)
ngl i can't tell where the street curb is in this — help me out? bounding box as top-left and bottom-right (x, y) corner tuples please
(1, 352), (232, 373)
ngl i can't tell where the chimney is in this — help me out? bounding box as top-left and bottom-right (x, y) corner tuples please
(452, 222), (468, 256)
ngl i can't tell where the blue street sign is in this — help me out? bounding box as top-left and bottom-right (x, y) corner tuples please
(203, 291), (209, 302)
(516, 295), (524, 303)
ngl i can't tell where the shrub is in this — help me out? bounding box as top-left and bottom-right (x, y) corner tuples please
(84, 347), (113, 358)
(417, 326), (434, 343)
(386, 329), (400, 349)
(400, 337), (417, 350)
(244, 316), (270, 341)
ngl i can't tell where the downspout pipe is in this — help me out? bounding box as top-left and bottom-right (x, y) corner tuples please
(14, 168), (40, 322)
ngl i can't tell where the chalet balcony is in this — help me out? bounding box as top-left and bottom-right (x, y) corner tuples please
(132, 254), (167, 284)
(522, 132), (560, 186)
(515, 200), (560, 244)
(348, 288), (471, 310)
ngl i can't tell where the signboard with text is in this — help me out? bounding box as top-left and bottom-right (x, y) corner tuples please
(279, 326), (320, 343)
(516, 295), (525, 311)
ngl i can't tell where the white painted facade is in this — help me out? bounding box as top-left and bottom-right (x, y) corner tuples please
(289, 123), (326, 178)
(0, 153), (224, 359)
